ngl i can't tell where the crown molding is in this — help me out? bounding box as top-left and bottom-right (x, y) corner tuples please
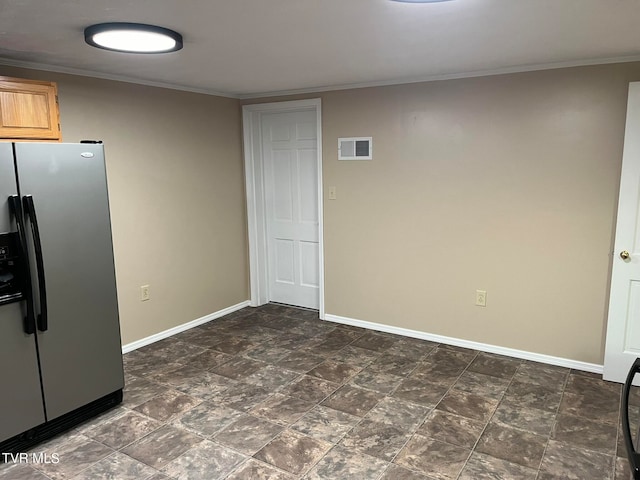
(0, 58), (238, 98)
(238, 54), (640, 99)
(2, 54), (640, 101)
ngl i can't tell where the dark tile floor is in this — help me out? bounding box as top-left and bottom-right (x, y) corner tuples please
(1, 304), (636, 479)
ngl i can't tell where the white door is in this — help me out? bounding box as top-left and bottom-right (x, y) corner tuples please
(261, 110), (319, 309)
(604, 82), (640, 383)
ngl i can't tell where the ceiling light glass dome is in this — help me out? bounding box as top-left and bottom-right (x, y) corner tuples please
(84, 23), (183, 54)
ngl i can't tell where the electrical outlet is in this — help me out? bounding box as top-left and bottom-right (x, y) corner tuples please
(140, 284), (150, 302)
(475, 289), (487, 307)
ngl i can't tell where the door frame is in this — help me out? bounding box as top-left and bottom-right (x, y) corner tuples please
(242, 98), (325, 318)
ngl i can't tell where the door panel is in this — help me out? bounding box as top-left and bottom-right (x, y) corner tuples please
(300, 241), (319, 288)
(298, 149), (318, 223)
(273, 152), (293, 221)
(262, 111), (319, 309)
(275, 239), (295, 284)
(624, 281), (640, 353)
(0, 144), (45, 442)
(605, 82), (640, 382)
(15, 143), (123, 420)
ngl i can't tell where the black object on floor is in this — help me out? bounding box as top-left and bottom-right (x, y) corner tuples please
(622, 357), (640, 479)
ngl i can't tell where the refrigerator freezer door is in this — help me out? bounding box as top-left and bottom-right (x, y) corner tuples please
(15, 143), (124, 421)
(0, 143), (13, 230)
(0, 143), (46, 442)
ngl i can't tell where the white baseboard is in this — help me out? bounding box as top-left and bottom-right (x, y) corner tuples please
(121, 300), (251, 354)
(324, 313), (603, 374)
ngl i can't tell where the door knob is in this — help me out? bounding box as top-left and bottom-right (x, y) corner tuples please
(621, 250), (631, 260)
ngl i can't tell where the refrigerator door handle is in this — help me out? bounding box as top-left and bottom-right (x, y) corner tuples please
(623, 357), (640, 479)
(7, 195), (36, 335)
(23, 195), (48, 332)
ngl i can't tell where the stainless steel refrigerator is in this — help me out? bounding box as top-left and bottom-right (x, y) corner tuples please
(0, 142), (124, 454)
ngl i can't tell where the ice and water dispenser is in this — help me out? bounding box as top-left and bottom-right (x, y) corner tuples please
(0, 232), (23, 305)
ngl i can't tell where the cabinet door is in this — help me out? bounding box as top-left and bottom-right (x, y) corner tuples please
(0, 77), (61, 141)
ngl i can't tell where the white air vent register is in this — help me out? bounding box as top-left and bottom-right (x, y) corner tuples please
(338, 137), (372, 160)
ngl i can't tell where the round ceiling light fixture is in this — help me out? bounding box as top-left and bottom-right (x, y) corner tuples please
(84, 22), (183, 54)
(390, 0), (453, 2)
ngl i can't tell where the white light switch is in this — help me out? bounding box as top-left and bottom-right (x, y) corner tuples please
(328, 186), (337, 200)
(141, 285), (150, 302)
(475, 290), (487, 307)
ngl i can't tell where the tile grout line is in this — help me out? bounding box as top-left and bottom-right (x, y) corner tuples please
(355, 341), (442, 477)
(298, 339), (401, 479)
(66, 307), (623, 480)
(382, 346), (481, 479)
(122, 339), (288, 478)
(298, 338), (439, 479)
(532, 368), (572, 480)
(376, 345), (442, 479)
(219, 331), (371, 479)
(450, 355), (516, 480)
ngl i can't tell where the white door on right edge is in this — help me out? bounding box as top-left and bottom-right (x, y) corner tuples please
(261, 109), (319, 309)
(604, 82), (640, 383)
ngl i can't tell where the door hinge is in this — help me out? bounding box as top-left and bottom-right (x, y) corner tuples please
(55, 95), (59, 105)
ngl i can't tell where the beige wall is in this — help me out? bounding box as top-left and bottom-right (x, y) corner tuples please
(1, 66), (249, 345)
(5, 61), (640, 364)
(247, 62), (640, 364)
(321, 65), (633, 366)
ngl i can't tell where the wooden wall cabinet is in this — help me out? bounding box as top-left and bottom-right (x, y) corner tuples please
(0, 76), (61, 141)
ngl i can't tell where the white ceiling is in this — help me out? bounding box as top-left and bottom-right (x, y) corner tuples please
(1, 0), (640, 98)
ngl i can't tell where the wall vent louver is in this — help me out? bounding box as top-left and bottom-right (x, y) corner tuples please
(338, 137), (372, 160)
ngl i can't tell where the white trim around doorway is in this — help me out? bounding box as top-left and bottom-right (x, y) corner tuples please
(242, 98), (325, 319)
